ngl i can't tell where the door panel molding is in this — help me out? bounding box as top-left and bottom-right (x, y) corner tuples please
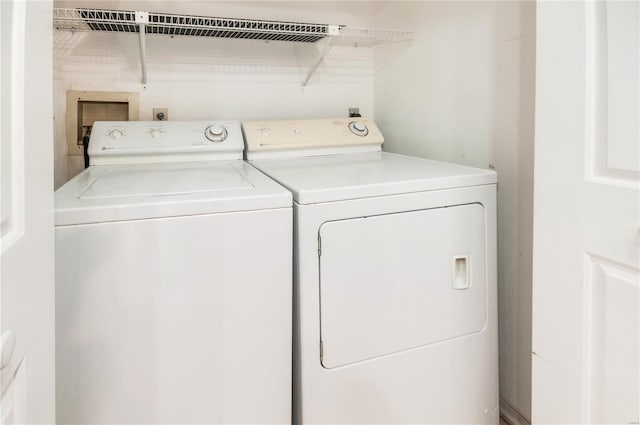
(582, 253), (639, 424)
(585, 1), (640, 188)
(1, 0), (26, 252)
(0, 359), (27, 424)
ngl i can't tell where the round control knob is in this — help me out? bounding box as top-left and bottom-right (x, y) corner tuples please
(349, 121), (369, 137)
(205, 125), (228, 143)
(108, 129), (123, 139)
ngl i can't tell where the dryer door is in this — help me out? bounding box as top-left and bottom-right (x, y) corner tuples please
(319, 203), (486, 369)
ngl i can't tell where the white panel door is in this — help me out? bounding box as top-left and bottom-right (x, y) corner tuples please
(533, 2), (639, 424)
(0, 0), (55, 423)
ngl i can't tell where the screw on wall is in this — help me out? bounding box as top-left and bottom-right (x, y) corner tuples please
(153, 108), (168, 121)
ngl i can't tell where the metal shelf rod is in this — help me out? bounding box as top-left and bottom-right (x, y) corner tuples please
(135, 12), (149, 85)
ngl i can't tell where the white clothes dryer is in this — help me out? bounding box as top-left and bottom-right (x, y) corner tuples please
(243, 118), (498, 424)
(55, 121), (292, 424)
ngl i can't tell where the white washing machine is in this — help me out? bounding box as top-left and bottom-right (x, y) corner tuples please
(55, 121), (292, 424)
(243, 118), (499, 424)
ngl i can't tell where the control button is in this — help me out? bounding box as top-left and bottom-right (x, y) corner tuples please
(108, 129), (123, 139)
(205, 125), (228, 143)
(294, 128), (302, 135)
(150, 129), (162, 138)
(261, 128), (271, 137)
(349, 121), (369, 137)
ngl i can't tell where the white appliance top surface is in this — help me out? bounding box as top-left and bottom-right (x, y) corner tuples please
(55, 160), (291, 226)
(250, 151), (497, 204)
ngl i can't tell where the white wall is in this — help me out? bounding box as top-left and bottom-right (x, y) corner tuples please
(374, 2), (535, 421)
(53, 1), (377, 188)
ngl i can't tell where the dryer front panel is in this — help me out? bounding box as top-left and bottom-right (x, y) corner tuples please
(319, 203), (486, 369)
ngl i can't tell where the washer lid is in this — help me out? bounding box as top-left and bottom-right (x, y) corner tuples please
(55, 160), (291, 226)
(250, 151), (497, 204)
(79, 161), (252, 199)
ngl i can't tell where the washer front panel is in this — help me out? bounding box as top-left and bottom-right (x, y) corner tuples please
(56, 208), (292, 424)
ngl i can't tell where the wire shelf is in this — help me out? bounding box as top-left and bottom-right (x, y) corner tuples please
(146, 13), (329, 42)
(52, 7), (414, 85)
(54, 8), (331, 42)
(54, 8), (136, 32)
(336, 27), (414, 46)
(53, 8), (413, 45)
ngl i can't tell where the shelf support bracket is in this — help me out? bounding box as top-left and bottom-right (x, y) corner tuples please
(135, 11), (149, 85)
(302, 25), (340, 87)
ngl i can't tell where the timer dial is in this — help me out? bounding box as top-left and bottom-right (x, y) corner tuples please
(348, 121), (369, 137)
(204, 125), (228, 143)
(108, 129), (124, 139)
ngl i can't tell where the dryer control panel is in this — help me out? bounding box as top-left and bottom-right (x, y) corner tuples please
(89, 120), (244, 165)
(243, 118), (384, 157)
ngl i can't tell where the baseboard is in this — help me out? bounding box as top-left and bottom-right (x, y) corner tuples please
(500, 398), (531, 425)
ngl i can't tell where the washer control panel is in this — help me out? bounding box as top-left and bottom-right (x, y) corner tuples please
(88, 120), (244, 165)
(243, 118), (383, 152)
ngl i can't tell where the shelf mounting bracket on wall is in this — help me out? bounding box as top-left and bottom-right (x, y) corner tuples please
(302, 25), (340, 87)
(135, 11), (149, 85)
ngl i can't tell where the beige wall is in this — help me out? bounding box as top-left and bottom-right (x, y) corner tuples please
(374, 2), (535, 421)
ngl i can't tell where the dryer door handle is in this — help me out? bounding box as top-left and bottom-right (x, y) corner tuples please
(452, 255), (470, 290)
